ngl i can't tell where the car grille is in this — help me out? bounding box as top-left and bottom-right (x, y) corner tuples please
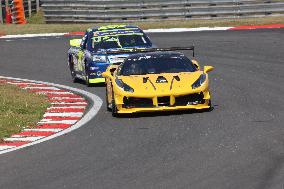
(122, 93), (205, 109)
(123, 97), (153, 108)
(158, 96), (170, 106)
(175, 93), (205, 106)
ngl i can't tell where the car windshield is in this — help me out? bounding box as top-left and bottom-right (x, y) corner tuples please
(92, 34), (151, 50)
(95, 41), (120, 49)
(118, 55), (197, 76)
(119, 35), (150, 48)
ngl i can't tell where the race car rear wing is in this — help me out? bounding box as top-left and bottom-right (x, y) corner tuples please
(105, 46), (195, 57)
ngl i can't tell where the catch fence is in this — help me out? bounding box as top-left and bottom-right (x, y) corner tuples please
(40, 0), (284, 23)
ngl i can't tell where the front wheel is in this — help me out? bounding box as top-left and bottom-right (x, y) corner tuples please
(111, 99), (118, 117)
(85, 74), (92, 87)
(206, 99), (213, 112)
(106, 87), (111, 111)
(111, 88), (118, 117)
(69, 56), (78, 83)
(85, 64), (93, 87)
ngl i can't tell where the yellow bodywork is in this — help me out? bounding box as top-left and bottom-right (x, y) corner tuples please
(102, 63), (214, 114)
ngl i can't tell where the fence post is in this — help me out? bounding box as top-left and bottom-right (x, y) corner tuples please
(0, 0), (3, 24)
(36, 0), (39, 12)
(28, 0), (31, 17)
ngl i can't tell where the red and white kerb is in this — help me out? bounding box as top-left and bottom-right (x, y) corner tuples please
(0, 79), (87, 151)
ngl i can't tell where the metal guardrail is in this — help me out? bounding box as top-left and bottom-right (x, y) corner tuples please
(41, 0), (284, 23)
(1, 0), (40, 23)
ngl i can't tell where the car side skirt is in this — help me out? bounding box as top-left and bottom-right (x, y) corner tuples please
(89, 78), (105, 84)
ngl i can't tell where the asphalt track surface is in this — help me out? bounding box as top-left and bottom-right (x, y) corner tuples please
(0, 29), (283, 189)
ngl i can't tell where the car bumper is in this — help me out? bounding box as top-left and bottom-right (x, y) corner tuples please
(114, 89), (211, 114)
(116, 99), (211, 114)
(112, 78), (212, 114)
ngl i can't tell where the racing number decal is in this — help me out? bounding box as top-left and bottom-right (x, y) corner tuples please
(93, 36), (119, 43)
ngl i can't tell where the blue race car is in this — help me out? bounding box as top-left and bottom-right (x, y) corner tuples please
(67, 25), (154, 86)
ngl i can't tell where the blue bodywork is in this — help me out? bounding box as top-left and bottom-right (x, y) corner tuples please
(67, 25), (154, 86)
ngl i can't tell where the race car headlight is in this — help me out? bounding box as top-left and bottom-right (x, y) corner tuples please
(115, 78), (134, 93)
(93, 55), (107, 63)
(191, 74), (206, 89)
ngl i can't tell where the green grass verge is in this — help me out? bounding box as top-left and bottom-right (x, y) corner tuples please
(0, 83), (50, 140)
(0, 15), (283, 35)
(27, 9), (46, 24)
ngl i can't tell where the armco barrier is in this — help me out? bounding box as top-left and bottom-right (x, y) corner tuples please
(41, 0), (284, 23)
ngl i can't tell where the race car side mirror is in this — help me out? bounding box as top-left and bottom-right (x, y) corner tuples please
(70, 39), (82, 47)
(110, 68), (117, 76)
(204, 66), (214, 73)
(192, 59), (200, 70)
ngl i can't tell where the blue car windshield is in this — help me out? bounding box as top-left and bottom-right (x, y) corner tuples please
(92, 34), (152, 51)
(118, 55), (197, 76)
(95, 41), (120, 49)
(119, 35), (151, 48)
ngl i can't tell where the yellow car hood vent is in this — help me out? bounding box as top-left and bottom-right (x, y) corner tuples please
(119, 72), (203, 94)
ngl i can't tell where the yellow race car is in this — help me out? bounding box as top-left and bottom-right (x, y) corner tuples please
(102, 47), (214, 117)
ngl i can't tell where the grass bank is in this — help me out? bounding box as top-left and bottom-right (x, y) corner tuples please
(0, 15), (283, 35)
(0, 83), (50, 140)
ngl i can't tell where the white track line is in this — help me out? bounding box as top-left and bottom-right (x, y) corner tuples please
(51, 102), (88, 105)
(7, 82), (33, 85)
(144, 27), (232, 33)
(39, 119), (78, 124)
(4, 136), (45, 142)
(0, 27), (234, 40)
(36, 91), (72, 94)
(0, 33), (67, 39)
(43, 112), (84, 117)
(24, 86), (60, 90)
(0, 76), (103, 155)
(47, 107), (85, 110)
(24, 128), (63, 132)
(0, 146), (15, 150)
(49, 106), (87, 109)
(48, 97), (84, 100)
